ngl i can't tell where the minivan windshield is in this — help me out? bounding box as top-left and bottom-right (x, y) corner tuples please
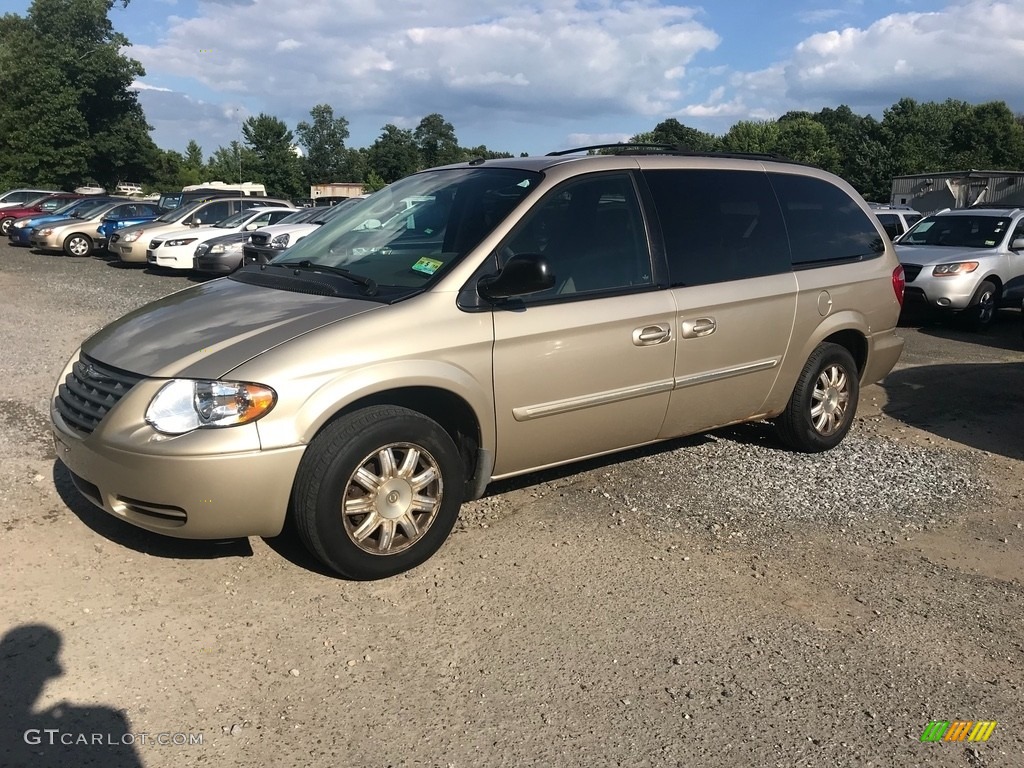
(254, 168), (540, 292)
(900, 215), (1011, 248)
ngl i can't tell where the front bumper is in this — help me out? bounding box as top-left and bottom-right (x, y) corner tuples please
(193, 253), (241, 274)
(901, 265), (982, 310)
(29, 232), (62, 250)
(51, 394), (305, 540)
(9, 226), (34, 245)
(146, 244), (195, 269)
(114, 237), (149, 263)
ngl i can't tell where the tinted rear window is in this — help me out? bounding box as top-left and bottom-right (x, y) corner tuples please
(769, 173), (884, 266)
(643, 169), (790, 286)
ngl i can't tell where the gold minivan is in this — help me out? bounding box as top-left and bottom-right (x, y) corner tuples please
(51, 147), (905, 579)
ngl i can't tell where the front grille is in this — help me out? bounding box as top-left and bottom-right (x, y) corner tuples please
(902, 263), (922, 282)
(149, 239), (162, 249)
(55, 355), (144, 435)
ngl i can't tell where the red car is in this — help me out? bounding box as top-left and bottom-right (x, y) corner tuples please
(0, 193), (84, 235)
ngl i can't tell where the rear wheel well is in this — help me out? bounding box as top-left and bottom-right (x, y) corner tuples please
(314, 387), (482, 500)
(821, 329), (867, 377)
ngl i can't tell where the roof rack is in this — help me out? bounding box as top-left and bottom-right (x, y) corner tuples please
(545, 143), (793, 163)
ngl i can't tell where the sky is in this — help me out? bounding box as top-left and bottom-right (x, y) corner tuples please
(38, 0), (1024, 158)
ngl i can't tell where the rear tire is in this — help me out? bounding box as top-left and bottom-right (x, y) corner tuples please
(292, 406), (465, 580)
(63, 233), (92, 257)
(774, 343), (859, 452)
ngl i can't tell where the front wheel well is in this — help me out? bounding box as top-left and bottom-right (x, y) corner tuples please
(314, 387), (482, 499)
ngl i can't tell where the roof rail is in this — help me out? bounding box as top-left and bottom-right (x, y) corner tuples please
(545, 143), (793, 163)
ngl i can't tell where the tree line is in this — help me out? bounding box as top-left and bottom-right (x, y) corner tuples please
(2, 0), (1024, 203)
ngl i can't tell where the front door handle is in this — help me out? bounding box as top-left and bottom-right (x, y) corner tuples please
(681, 317), (716, 338)
(632, 324), (672, 346)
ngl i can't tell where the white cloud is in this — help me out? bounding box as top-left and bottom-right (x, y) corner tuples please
(130, 0), (720, 150)
(129, 0), (1024, 154)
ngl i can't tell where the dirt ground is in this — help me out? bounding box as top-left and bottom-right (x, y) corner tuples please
(1, 249), (1022, 768)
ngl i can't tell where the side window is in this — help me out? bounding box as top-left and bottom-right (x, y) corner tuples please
(500, 173), (651, 299)
(905, 214), (923, 229)
(875, 213), (901, 240)
(196, 201), (231, 225)
(770, 173), (884, 267)
(267, 210), (292, 225)
(643, 169), (790, 287)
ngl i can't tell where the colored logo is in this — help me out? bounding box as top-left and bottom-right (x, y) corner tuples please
(920, 720), (996, 742)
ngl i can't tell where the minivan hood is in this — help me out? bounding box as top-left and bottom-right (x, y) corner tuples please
(82, 278), (384, 379)
(895, 244), (999, 265)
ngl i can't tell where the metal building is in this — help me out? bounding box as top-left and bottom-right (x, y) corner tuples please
(890, 170), (1024, 214)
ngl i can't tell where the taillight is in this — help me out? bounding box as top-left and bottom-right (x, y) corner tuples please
(892, 265), (905, 307)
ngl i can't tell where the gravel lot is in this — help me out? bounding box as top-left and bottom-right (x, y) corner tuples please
(1, 242), (1022, 768)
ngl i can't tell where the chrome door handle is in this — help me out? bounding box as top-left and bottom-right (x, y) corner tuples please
(681, 317), (716, 338)
(632, 324), (672, 345)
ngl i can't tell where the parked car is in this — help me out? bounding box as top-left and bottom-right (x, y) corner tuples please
(868, 203), (924, 240)
(30, 200), (155, 256)
(0, 188), (61, 209)
(0, 193), (85, 234)
(241, 199), (361, 266)
(111, 196), (293, 264)
(896, 206), (1024, 329)
(147, 207), (295, 270)
(94, 203), (164, 251)
(7, 197), (117, 246)
(193, 207), (323, 275)
(50, 146), (904, 579)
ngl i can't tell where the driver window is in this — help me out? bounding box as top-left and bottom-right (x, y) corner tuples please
(500, 173), (651, 300)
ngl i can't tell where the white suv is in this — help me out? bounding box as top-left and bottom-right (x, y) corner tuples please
(896, 206), (1024, 329)
(868, 203), (923, 240)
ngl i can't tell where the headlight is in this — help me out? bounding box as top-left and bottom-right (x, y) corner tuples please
(145, 379), (277, 435)
(932, 262), (979, 276)
(209, 243), (240, 254)
(13, 220), (28, 229)
(165, 237), (198, 247)
(269, 233), (290, 249)
(194, 243), (210, 256)
(121, 229), (144, 243)
(37, 227), (55, 236)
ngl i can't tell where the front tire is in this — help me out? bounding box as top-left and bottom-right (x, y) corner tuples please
(961, 280), (997, 331)
(292, 406), (465, 580)
(774, 343), (859, 452)
(0, 217), (14, 235)
(63, 233), (92, 257)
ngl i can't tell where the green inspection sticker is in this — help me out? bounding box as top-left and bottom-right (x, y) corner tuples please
(411, 257), (443, 275)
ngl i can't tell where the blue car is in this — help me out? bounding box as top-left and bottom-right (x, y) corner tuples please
(8, 197), (118, 246)
(95, 202), (163, 248)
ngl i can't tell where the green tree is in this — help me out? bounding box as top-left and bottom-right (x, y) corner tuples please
(205, 141), (258, 186)
(720, 120), (779, 153)
(241, 113), (304, 198)
(810, 106), (888, 200)
(414, 113), (462, 168)
(366, 124), (420, 183)
(774, 115), (841, 171)
(0, 0), (158, 190)
(178, 139), (205, 186)
(633, 118), (721, 151)
(295, 104), (351, 184)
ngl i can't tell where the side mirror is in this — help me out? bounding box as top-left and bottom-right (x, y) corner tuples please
(477, 254), (555, 301)
(1010, 236), (1024, 251)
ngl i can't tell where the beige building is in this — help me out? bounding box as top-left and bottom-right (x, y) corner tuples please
(311, 182), (365, 201)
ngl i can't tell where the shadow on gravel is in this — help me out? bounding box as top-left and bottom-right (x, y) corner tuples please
(261, 520), (340, 579)
(881, 362), (1024, 460)
(52, 461), (254, 561)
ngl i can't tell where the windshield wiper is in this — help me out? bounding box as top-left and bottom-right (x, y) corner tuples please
(275, 260), (378, 296)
